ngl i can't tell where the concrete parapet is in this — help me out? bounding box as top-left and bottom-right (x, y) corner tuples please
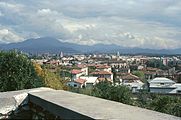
(0, 87), (180, 120)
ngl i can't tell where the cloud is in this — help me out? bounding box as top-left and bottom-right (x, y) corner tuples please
(0, 11), (3, 16)
(37, 8), (58, 16)
(0, 0), (181, 49)
(0, 1), (24, 13)
(0, 29), (23, 43)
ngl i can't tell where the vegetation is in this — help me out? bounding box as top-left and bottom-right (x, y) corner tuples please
(132, 71), (145, 81)
(68, 81), (181, 117)
(0, 51), (43, 92)
(92, 81), (133, 105)
(146, 59), (169, 70)
(149, 95), (181, 117)
(135, 91), (181, 117)
(34, 63), (66, 90)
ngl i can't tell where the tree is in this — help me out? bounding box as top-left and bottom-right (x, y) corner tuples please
(132, 71), (145, 81)
(92, 81), (133, 105)
(41, 69), (64, 90)
(33, 63), (65, 90)
(146, 59), (169, 70)
(0, 51), (43, 92)
(148, 95), (181, 117)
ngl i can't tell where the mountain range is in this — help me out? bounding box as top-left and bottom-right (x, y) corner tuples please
(0, 37), (181, 54)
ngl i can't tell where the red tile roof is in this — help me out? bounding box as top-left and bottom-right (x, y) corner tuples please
(77, 64), (87, 68)
(96, 65), (110, 69)
(75, 78), (86, 84)
(121, 73), (140, 80)
(98, 78), (112, 82)
(71, 69), (83, 74)
(90, 71), (112, 75)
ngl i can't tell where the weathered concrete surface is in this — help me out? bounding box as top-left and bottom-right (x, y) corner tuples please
(0, 87), (53, 117)
(29, 90), (181, 120)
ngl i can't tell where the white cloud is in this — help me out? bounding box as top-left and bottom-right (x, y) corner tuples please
(0, 0), (181, 49)
(0, 1), (24, 12)
(0, 29), (24, 43)
(37, 8), (58, 16)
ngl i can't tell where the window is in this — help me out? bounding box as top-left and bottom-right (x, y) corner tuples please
(160, 83), (164, 85)
(177, 90), (181, 93)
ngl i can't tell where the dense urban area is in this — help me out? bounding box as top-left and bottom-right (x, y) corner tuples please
(0, 50), (181, 117)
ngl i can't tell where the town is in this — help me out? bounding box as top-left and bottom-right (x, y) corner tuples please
(1, 0), (181, 119)
(32, 52), (181, 94)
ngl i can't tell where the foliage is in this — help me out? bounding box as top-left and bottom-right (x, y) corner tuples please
(34, 63), (68, 90)
(92, 81), (133, 105)
(60, 70), (71, 78)
(146, 59), (169, 70)
(67, 80), (181, 117)
(177, 75), (181, 83)
(0, 51), (43, 92)
(88, 66), (96, 75)
(148, 95), (181, 117)
(135, 90), (151, 108)
(41, 69), (64, 90)
(132, 71), (145, 80)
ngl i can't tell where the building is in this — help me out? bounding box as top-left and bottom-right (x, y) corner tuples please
(90, 71), (113, 82)
(95, 65), (112, 72)
(117, 73), (144, 92)
(148, 77), (181, 94)
(67, 78), (86, 88)
(77, 64), (88, 75)
(80, 76), (98, 88)
(71, 69), (85, 80)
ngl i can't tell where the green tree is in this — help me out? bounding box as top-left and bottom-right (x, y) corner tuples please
(92, 81), (112, 99)
(132, 71), (145, 81)
(92, 81), (133, 105)
(172, 101), (181, 117)
(0, 51), (43, 92)
(108, 85), (133, 105)
(148, 95), (181, 117)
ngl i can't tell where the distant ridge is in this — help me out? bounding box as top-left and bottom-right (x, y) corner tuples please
(0, 37), (181, 54)
(0, 37), (77, 54)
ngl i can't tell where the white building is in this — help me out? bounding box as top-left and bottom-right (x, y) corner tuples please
(77, 65), (88, 76)
(80, 76), (98, 88)
(90, 71), (113, 82)
(71, 69), (84, 80)
(118, 73), (144, 93)
(67, 78), (86, 88)
(149, 77), (181, 94)
(95, 65), (112, 72)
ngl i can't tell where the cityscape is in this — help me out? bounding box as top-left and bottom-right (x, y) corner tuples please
(0, 0), (181, 119)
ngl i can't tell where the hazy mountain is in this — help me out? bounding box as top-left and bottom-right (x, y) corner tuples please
(0, 37), (181, 54)
(0, 37), (77, 54)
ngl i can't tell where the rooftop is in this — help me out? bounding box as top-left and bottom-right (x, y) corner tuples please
(90, 71), (112, 75)
(75, 78), (87, 84)
(71, 69), (83, 74)
(149, 77), (176, 84)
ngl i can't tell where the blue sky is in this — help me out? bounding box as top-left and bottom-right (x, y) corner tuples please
(0, 0), (181, 49)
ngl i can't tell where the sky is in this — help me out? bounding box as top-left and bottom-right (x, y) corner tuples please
(0, 0), (181, 49)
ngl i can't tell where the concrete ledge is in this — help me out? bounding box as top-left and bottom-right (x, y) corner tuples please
(0, 87), (53, 116)
(29, 90), (180, 120)
(0, 88), (180, 120)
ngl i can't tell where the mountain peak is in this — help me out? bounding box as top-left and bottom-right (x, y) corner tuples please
(0, 37), (181, 54)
